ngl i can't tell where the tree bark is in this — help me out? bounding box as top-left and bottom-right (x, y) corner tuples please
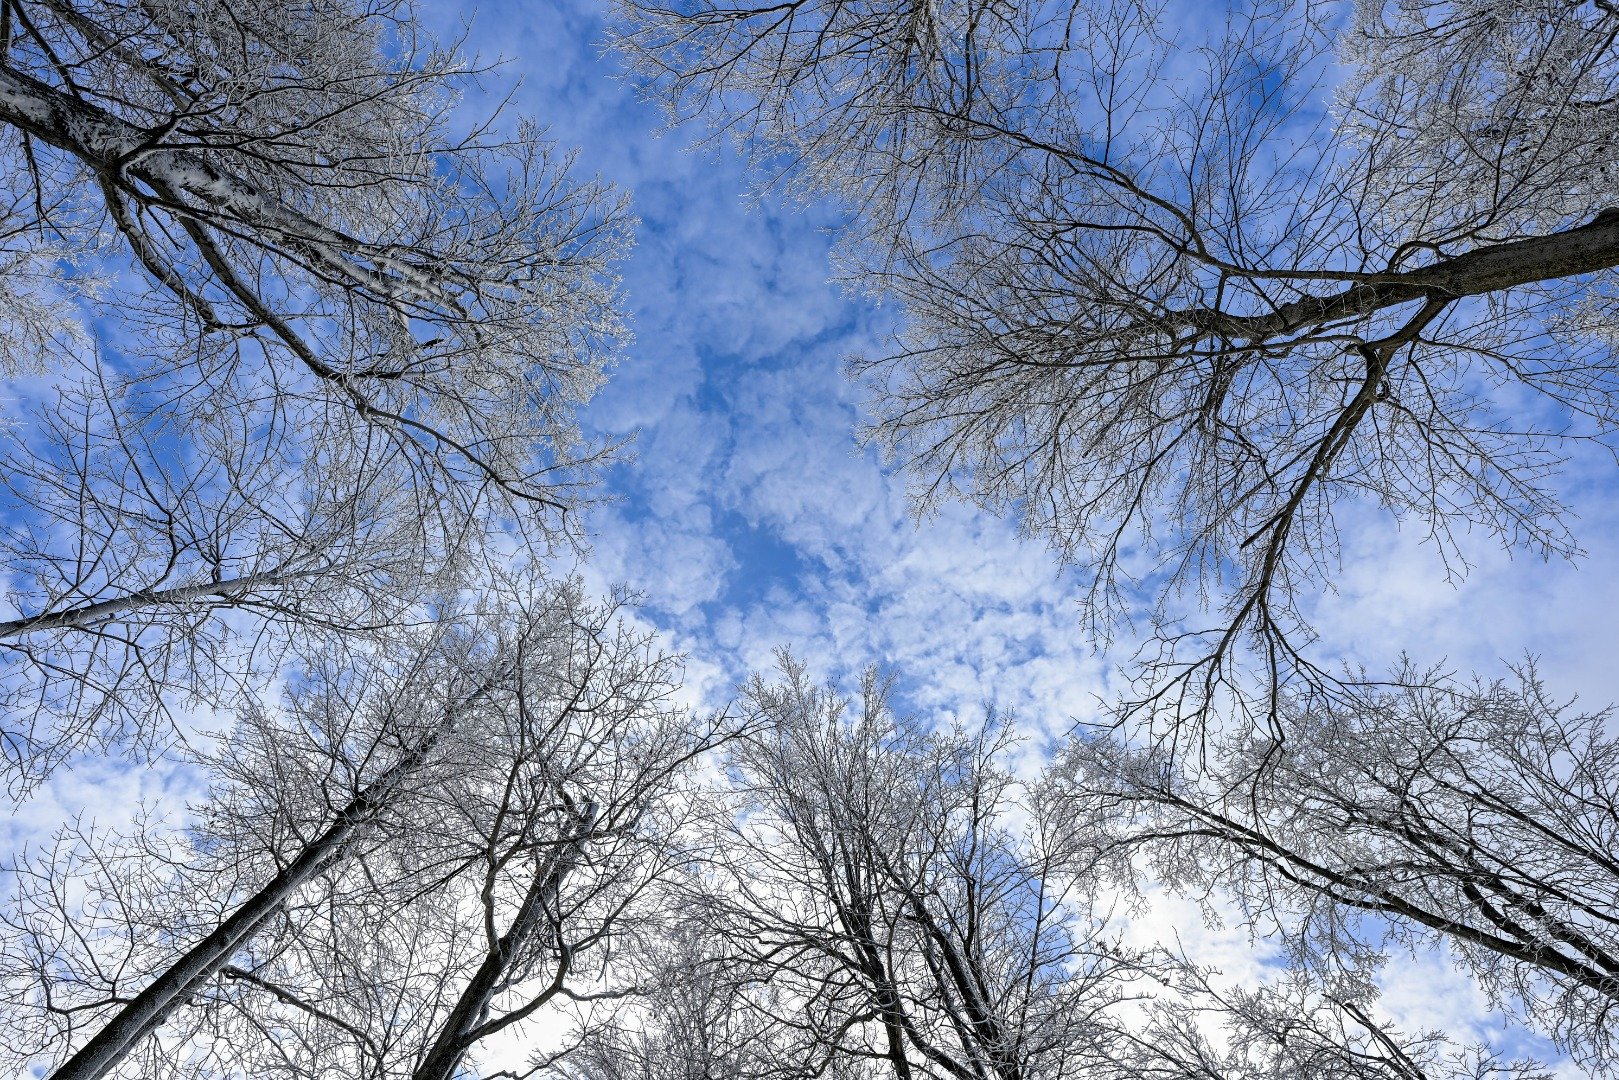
(409, 803), (599, 1080)
(0, 62), (453, 316)
(49, 675), (505, 1080)
(0, 573), (307, 639)
(1176, 213), (1619, 343)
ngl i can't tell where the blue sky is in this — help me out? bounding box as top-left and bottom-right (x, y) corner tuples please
(429, 0), (1132, 730)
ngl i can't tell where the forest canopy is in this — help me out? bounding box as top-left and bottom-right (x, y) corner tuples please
(2, 1), (1616, 1078)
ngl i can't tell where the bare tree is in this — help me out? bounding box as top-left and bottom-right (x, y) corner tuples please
(1125, 966), (1547, 1080)
(678, 655), (1169, 1080)
(610, 2), (1619, 1065)
(0, 0), (631, 783)
(393, 651), (730, 1080)
(581, 926), (1544, 1080)
(551, 921), (817, 1080)
(1048, 665), (1619, 1070)
(0, 577), (666, 1080)
(181, 596), (733, 1080)
(0, 362), (454, 786)
(613, 0), (1619, 724)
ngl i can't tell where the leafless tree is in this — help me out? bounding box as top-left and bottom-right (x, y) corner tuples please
(613, 0), (1619, 725)
(676, 655), (1175, 1080)
(1048, 664), (1619, 1070)
(585, 929), (1543, 1080)
(173, 604), (734, 1080)
(609, 2), (1619, 1065)
(0, 0), (631, 784)
(0, 577), (707, 1080)
(1125, 966), (1546, 1080)
(550, 921), (816, 1080)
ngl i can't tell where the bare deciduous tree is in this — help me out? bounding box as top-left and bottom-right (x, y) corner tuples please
(613, 0), (1619, 724)
(181, 655), (727, 1080)
(1049, 666), (1619, 1070)
(608, 3), (1619, 1067)
(1127, 966), (1546, 1080)
(681, 656), (1171, 1080)
(1, 577), (692, 1080)
(551, 922), (812, 1080)
(0, 0), (631, 783)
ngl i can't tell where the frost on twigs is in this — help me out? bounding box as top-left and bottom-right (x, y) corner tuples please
(3, 577), (734, 1080)
(0, 0), (633, 785)
(613, 0), (1619, 734)
(1050, 662), (1619, 1070)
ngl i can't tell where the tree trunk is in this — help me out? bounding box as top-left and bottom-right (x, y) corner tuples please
(49, 675), (503, 1080)
(409, 803), (598, 1080)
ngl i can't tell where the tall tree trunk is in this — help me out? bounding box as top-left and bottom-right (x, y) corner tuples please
(409, 803), (598, 1080)
(50, 675), (504, 1080)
